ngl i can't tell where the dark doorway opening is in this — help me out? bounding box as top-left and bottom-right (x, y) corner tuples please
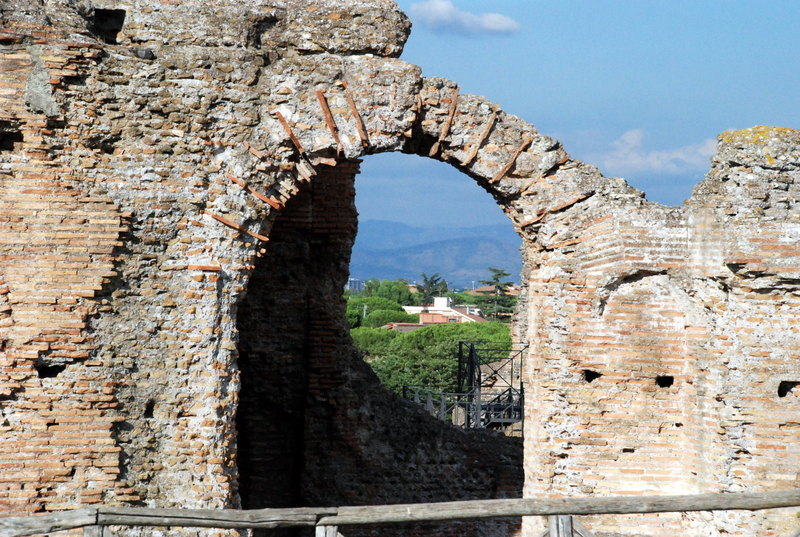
(0, 121), (23, 152)
(91, 9), (126, 44)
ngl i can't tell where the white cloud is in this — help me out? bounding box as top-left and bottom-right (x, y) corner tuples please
(410, 0), (520, 35)
(590, 129), (716, 176)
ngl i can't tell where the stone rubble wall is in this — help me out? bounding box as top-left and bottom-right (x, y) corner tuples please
(0, 1), (799, 537)
(522, 126), (800, 537)
(0, 2), (524, 536)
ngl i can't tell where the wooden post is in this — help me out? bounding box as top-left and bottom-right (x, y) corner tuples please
(548, 515), (573, 537)
(572, 518), (596, 537)
(425, 391), (434, 413)
(316, 525), (338, 537)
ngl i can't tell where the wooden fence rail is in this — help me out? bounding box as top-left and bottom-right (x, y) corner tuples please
(2, 489), (800, 537)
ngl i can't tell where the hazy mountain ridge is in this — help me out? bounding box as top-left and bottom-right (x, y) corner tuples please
(354, 220), (520, 250)
(350, 220), (522, 287)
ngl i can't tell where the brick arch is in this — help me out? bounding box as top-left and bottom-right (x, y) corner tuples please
(223, 54), (637, 532)
(3, 6), (798, 536)
(253, 56), (634, 243)
(235, 56), (641, 356)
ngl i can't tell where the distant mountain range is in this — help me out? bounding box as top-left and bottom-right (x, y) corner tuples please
(349, 220), (522, 289)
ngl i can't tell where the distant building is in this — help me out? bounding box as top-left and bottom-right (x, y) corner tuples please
(403, 296), (486, 324)
(467, 284), (521, 296)
(345, 278), (364, 292)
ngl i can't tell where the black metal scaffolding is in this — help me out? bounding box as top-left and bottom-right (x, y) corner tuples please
(403, 341), (525, 431)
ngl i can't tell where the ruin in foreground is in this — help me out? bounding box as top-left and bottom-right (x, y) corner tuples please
(1, 1), (799, 536)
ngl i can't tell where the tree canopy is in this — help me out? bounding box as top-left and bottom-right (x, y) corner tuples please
(362, 321), (511, 394)
(417, 272), (448, 305)
(364, 279), (416, 305)
(346, 296), (405, 328)
(475, 267), (516, 320)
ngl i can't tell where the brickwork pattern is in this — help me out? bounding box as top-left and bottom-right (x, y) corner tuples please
(1, 4), (527, 533)
(1, 2), (798, 537)
(0, 24), (131, 515)
(523, 128), (800, 537)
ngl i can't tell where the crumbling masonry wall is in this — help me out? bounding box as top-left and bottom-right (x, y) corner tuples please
(0, 3), (524, 536)
(523, 126), (800, 537)
(0, 1), (799, 537)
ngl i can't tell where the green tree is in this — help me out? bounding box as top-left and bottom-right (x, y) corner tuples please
(369, 279), (415, 305)
(446, 290), (475, 305)
(362, 278), (381, 296)
(475, 267), (517, 320)
(362, 309), (419, 328)
(350, 326), (399, 357)
(366, 322), (511, 394)
(346, 296), (404, 328)
(417, 272), (448, 305)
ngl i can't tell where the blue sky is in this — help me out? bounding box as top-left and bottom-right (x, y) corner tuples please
(355, 0), (800, 227)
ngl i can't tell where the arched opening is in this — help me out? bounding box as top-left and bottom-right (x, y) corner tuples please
(234, 153), (524, 535)
(351, 153), (522, 288)
(233, 74), (552, 536)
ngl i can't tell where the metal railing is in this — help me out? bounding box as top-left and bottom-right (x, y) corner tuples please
(402, 385), (523, 429)
(402, 341), (526, 430)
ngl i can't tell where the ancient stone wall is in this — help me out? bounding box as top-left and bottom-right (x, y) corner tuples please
(522, 126), (800, 537)
(1, 1), (799, 537)
(0, 3), (523, 535)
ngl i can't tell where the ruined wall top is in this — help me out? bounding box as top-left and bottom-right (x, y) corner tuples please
(689, 125), (800, 219)
(1, 0), (411, 57)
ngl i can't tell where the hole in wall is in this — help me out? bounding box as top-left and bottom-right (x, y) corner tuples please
(91, 9), (126, 44)
(778, 381), (800, 398)
(86, 133), (121, 154)
(247, 16), (279, 49)
(621, 447), (635, 453)
(0, 121), (23, 152)
(656, 375), (674, 388)
(35, 362), (67, 379)
(583, 370), (602, 383)
(143, 400), (155, 419)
